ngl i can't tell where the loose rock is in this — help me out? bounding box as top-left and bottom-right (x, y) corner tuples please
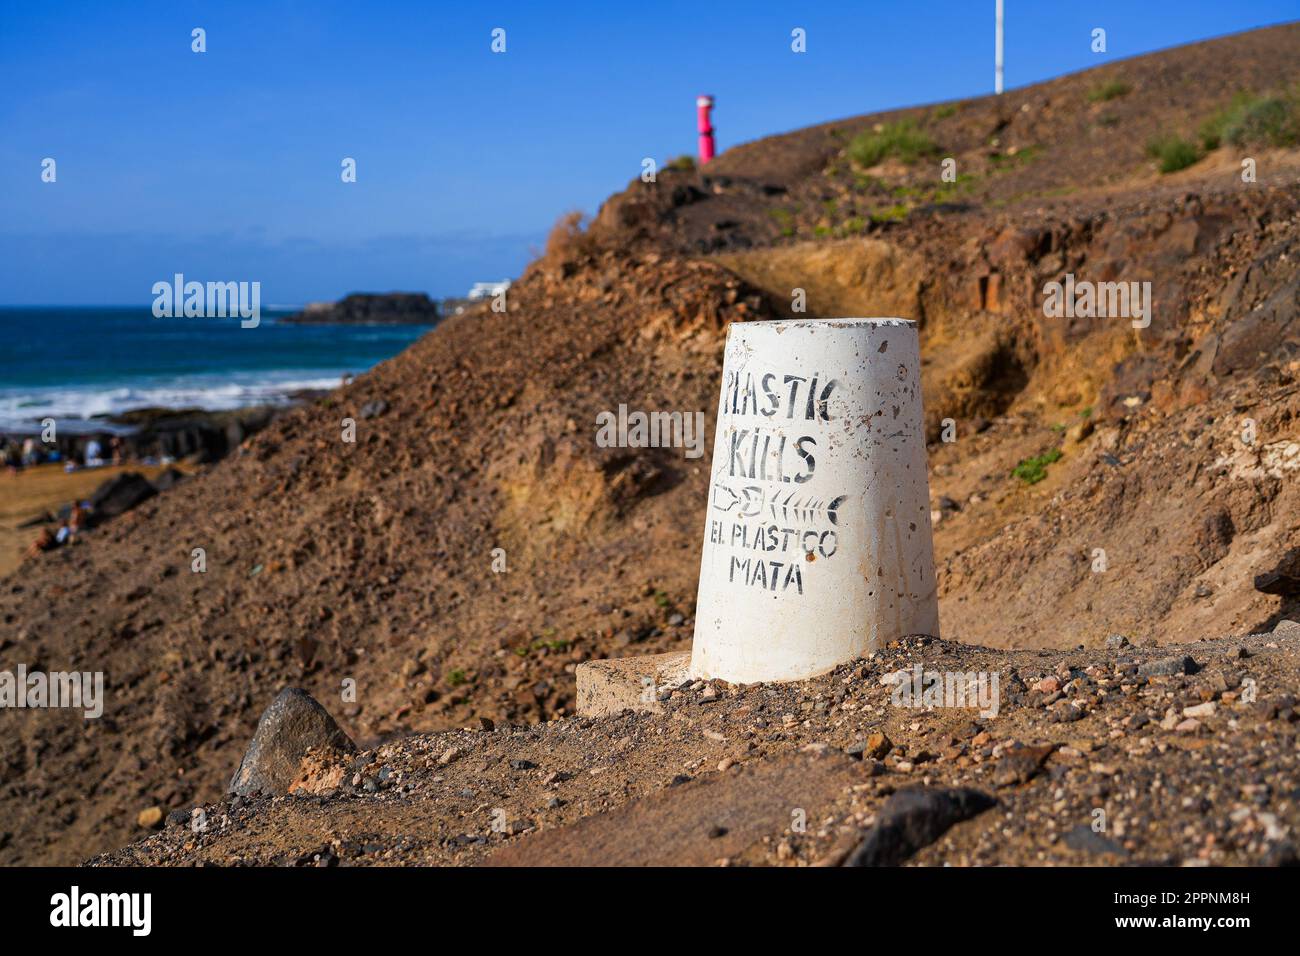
(228, 688), (357, 796)
(843, 787), (997, 866)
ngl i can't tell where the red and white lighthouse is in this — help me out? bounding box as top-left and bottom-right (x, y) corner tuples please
(696, 94), (715, 165)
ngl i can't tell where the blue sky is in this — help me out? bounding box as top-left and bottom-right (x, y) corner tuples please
(1, 1), (1295, 305)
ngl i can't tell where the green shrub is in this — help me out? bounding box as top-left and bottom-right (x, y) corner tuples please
(1088, 79), (1132, 103)
(1199, 95), (1247, 149)
(988, 144), (1043, 169)
(665, 154), (696, 172)
(927, 172), (977, 204)
(1199, 91), (1300, 151)
(869, 203), (909, 224)
(848, 120), (939, 167)
(1012, 448), (1063, 485)
(1146, 135), (1200, 173)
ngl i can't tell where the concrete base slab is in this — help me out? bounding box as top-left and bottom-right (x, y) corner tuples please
(575, 651), (692, 717)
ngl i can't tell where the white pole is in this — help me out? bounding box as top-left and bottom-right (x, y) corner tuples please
(995, 0), (1005, 94)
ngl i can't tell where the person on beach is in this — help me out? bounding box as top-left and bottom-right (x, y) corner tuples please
(56, 505), (87, 545)
(84, 437), (104, 467)
(24, 527), (57, 561)
(110, 435), (124, 465)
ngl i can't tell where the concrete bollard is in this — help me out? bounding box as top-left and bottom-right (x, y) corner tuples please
(689, 318), (939, 684)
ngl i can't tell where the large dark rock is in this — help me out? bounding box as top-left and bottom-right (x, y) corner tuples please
(150, 467), (186, 491)
(1253, 548), (1300, 597)
(117, 405), (279, 464)
(283, 293), (439, 326)
(228, 689), (357, 796)
(843, 786), (997, 866)
(1137, 654), (1201, 677)
(87, 472), (157, 520)
(1213, 273), (1300, 378)
(0, 404), (284, 468)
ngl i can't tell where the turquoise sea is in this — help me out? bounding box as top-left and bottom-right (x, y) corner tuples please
(0, 307), (433, 432)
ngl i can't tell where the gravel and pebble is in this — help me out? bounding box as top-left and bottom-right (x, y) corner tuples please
(91, 625), (1300, 867)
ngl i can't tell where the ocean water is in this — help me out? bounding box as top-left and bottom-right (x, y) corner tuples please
(0, 307), (433, 432)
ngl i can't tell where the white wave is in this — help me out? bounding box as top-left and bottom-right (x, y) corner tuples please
(0, 371), (348, 432)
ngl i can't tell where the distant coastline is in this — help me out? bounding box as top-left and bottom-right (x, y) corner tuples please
(0, 305), (433, 433)
(281, 292), (442, 326)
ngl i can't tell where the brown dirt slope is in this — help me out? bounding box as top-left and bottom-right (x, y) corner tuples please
(3, 23), (1300, 866)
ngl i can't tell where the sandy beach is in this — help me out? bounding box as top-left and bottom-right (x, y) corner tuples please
(0, 461), (185, 577)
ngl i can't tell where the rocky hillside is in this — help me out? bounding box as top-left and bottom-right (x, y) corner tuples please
(3, 23), (1300, 866)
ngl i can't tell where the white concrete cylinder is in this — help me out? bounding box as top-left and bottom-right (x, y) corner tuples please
(690, 318), (939, 684)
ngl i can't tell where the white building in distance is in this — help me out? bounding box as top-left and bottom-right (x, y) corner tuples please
(467, 280), (511, 300)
